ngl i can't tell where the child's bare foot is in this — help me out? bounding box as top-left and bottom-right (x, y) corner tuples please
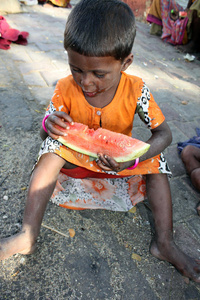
(150, 240), (200, 283)
(0, 232), (36, 261)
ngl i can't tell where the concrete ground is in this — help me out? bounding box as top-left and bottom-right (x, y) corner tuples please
(0, 2), (200, 299)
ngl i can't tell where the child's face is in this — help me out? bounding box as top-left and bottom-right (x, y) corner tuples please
(67, 49), (133, 107)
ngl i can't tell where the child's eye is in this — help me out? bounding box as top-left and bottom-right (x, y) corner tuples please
(72, 68), (82, 73)
(94, 73), (105, 78)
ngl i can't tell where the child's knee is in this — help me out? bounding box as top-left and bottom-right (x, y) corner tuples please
(181, 145), (195, 163)
(181, 145), (200, 163)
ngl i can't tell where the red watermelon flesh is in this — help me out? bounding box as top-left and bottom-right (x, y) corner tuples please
(57, 122), (150, 162)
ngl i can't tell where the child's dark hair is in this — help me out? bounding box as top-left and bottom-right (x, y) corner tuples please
(64, 0), (136, 61)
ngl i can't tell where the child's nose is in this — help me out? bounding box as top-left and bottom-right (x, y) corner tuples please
(80, 73), (93, 88)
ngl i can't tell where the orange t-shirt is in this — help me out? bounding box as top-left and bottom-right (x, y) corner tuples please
(45, 72), (166, 176)
(48, 72), (165, 134)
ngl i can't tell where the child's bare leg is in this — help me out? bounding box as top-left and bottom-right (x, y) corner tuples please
(190, 168), (200, 216)
(0, 153), (66, 261)
(181, 145), (200, 177)
(146, 174), (200, 282)
(181, 145), (200, 215)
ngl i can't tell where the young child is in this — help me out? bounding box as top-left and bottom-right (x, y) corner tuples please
(0, 0), (200, 283)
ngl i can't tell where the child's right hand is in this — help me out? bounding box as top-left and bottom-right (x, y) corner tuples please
(45, 111), (74, 140)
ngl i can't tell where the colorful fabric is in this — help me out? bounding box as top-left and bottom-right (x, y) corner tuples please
(147, 0), (189, 45)
(161, 0), (188, 45)
(147, 0), (162, 26)
(51, 170), (147, 211)
(38, 72), (171, 211)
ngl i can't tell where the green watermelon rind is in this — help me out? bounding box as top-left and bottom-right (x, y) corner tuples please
(58, 136), (150, 162)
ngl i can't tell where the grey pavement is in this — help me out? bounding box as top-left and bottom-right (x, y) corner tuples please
(0, 2), (200, 299)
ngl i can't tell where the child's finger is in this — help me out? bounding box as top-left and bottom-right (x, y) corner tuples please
(46, 120), (68, 137)
(54, 111), (74, 125)
(48, 114), (66, 129)
(97, 160), (113, 171)
(104, 155), (120, 169)
(97, 153), (110, 166)
(97, 154), (120, 171)
(103, 155), (121, 172)
(47, 112), (74, 130)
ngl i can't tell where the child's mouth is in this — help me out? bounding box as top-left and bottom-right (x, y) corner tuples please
(84, 91), (97, 97)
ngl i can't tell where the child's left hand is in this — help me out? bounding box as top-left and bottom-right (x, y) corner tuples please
(96, 153), (135, 173)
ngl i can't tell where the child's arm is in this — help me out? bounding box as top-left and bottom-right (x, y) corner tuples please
(139, 120), (172, 162)
(40, 111), (74, 141)
(97, 120), (172, 172)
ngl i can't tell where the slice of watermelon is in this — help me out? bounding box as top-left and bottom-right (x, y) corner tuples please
(57, 122), (150, 162)
(179, 11), (187, 18)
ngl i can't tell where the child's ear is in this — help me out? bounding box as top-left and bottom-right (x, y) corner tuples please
(121, 54), (134, 71)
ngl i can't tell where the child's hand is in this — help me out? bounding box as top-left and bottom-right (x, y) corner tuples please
(45, 111), (73, 139)
(96, 154), (135, 173)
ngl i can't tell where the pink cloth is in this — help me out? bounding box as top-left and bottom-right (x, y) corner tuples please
(147, 0), (189, 45)
(162, 16), (188, 45)
(0, 16), (29, 50)
(160, 0), (188, 45)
